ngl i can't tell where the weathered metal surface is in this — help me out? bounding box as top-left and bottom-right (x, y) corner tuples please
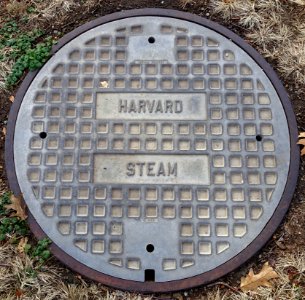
(5, 9), (299, 293)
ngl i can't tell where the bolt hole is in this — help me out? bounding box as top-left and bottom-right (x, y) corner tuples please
(39, 132), (47, 139)
(146, 244), (154, 253)
(256, 135), (262, 142)
(148, 36), (155, 44)
(145, 269), (155, 282)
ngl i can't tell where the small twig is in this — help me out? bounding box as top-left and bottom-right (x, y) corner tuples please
(207, 281), (240, 293)
(0, 263), (11, 267)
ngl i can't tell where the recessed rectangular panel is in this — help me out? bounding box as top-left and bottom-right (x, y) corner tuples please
(94, 154), (210, 185)
(96, 93), (207, 120)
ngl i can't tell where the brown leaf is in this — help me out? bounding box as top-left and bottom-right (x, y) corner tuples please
(2, 127), (6, 136)
(17, 237), (28, 253)
(5, 194), (27, 220)
(9, 95), (14, 103)
(297, 134), (305, 156)
(297, 139), (305, 146)
(240, 262), (279, 292)
(15, 289), (24, 298)
(298, 132), (305, 138)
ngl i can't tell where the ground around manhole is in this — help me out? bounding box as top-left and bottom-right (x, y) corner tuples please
(1, 0), (305, 299)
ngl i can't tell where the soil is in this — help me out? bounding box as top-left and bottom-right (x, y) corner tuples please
(1, 0), (305, 296)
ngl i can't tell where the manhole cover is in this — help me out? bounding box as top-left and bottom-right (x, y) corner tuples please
(5, 9), (299, 292)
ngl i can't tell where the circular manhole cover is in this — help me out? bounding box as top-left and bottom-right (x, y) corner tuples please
(5, 9), (299, 292)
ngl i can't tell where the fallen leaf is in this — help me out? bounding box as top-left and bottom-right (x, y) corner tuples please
(5, 194), (27, 220)
(9, 95), (14, 103)
(297, 140), (305, 146)
(297, 133), (305, 156)
(100, 81), (109, 88)
(2, 127), (6, 136)
(240, 262), (279, 292)
(15, 289), (23, 298)
(298, 132), (305, 138)
(17, 237), (28, 253)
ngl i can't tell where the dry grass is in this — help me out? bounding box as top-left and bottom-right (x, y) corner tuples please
(29, 0), (77, 21)
(2, 244), (304, 300)
(226, 252), (305, 300)
(0, 241), (151, 300)
(180, 0), (195, 9)
(210, 0), (305, 84)
(0, 0), (85, 91)
(5, 0), (29, 17)
(0, 58), (13, 90)
(1, 0), (305, 299)
(2, 0), (303, 88)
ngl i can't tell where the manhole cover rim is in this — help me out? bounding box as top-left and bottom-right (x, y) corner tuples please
(5, 8), (299, 293)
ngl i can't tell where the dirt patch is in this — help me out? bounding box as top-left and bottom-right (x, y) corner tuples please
(0, 88), (11, 192)
(1, 0), (305, 299)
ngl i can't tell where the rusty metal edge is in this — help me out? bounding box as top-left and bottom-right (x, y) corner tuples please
(4, 8), (300, 293)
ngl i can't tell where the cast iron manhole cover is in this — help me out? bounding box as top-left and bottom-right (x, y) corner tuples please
(5, 9), (299, 292)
